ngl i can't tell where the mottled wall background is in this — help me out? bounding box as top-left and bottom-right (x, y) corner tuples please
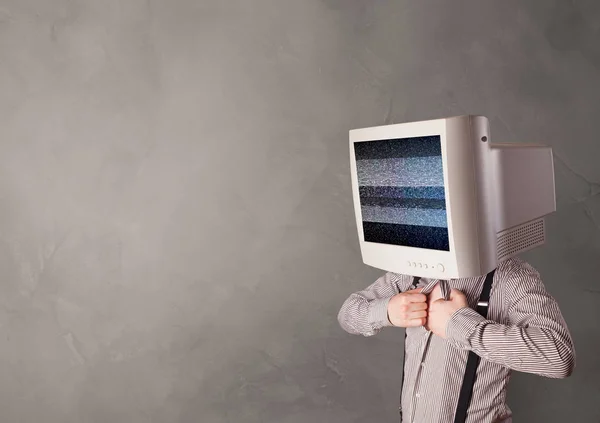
(1, 0), (598, 422)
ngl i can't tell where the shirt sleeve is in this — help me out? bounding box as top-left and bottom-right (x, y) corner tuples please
(337, 272), (410, 337)
(445, 260), (575, 378)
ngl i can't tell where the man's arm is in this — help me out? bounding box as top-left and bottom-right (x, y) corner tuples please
(445, 261), (575, 379)
(337, 272), (407, 337)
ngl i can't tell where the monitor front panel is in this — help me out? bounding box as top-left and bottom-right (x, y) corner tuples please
(353, 136), (450, 251)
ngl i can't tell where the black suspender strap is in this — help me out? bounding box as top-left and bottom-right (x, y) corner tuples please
(453, 269), (496, 423)
(399, 276), (421, 419)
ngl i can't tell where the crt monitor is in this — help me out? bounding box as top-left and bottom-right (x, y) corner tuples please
(349, 115), (556, 279)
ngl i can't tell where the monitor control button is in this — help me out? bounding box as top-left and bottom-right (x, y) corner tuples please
(437, 263), (445, 272)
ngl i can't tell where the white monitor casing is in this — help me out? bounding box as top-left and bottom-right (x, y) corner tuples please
(349, 115), (556, 279)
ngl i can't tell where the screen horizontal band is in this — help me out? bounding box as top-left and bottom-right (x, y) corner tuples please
(356, 156), (444, 187)
(359, 186), (445, 200)
(354, 136), (441, 160)
(361, 205), (448, 227)
(363, 221), (450, 251)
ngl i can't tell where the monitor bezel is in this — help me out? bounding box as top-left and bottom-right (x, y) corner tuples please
(350, 116), (482, 278)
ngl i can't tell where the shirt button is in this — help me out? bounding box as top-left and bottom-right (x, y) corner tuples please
(421, 362), (425, 367)
(416, 393), (421, 398)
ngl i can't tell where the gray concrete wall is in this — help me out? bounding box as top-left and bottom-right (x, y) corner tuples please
(1, 0), (597, 422)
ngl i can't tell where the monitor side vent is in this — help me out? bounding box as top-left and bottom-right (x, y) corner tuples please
(497, 218), (546, 261)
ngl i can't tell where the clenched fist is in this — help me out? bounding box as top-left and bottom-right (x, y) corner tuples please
(426, 288), (469, 338)
(387, 289), (428, 327)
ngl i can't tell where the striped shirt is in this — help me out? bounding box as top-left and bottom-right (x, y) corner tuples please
(337, 257), (575, 423)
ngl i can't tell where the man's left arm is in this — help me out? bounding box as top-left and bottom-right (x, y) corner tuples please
(444, 264), (575, 379)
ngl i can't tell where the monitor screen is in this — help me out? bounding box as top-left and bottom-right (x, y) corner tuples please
(354, 135), (450, 251)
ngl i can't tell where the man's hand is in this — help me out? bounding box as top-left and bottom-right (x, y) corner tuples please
(426, 288), (469, 338)
(387, 289), (428, 327)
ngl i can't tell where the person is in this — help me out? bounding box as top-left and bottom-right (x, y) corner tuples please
(337, 256), (575, 423)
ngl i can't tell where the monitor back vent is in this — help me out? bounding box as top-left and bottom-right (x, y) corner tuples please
(497, 218), (546, 261)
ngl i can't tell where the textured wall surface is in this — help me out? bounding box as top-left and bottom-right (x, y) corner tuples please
(1, 0), (598, 422)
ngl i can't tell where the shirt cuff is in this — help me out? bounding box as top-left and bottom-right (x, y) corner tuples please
(446, 307), (486, 349)
(368, 297), (393, 328)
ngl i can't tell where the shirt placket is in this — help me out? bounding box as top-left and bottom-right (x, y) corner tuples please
(410, 332), (432, 423)
(409, 279), (451, 423)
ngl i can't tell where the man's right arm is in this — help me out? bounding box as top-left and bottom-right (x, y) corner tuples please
(337, 273), (426, 337)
